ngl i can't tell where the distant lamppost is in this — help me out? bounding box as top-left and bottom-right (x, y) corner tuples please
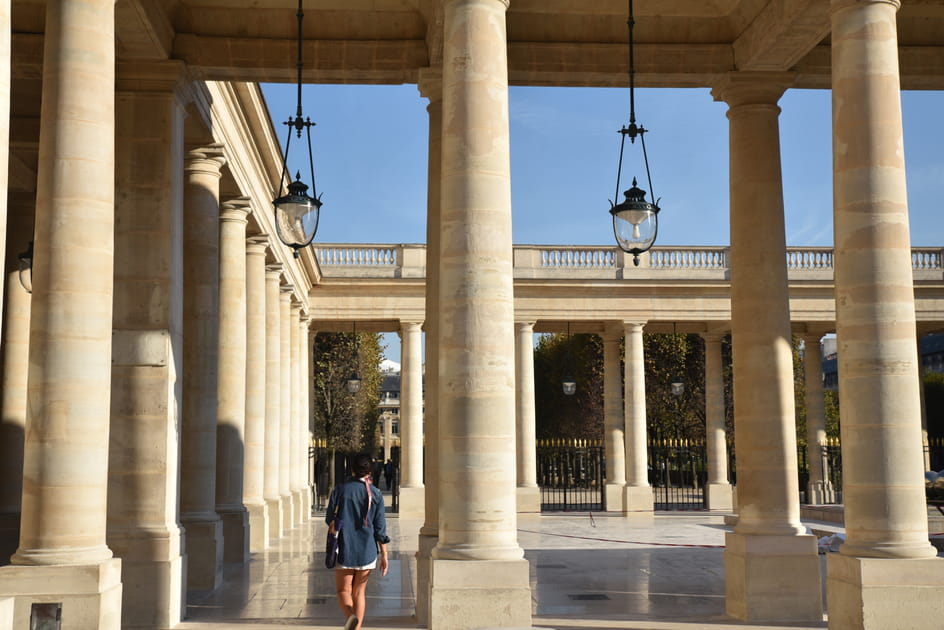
(609, 0), (661, 266)
(562, 322), (577, 396)
(346, 322), (362, 394)
(272, 0), (323, 258)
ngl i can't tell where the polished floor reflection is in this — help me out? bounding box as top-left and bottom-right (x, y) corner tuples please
(178, 508), (833, 630)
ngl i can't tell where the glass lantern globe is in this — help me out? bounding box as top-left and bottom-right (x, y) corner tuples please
(273, 173), (321, 256)
(346, 372), (362, 394)
(610, 178), (659, 266)
(562, 377), (577, 396)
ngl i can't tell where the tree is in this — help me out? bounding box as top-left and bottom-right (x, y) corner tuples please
(311, 331), (385, 456)
(533, 333), (604, 440)
(643, 333), (708, 442)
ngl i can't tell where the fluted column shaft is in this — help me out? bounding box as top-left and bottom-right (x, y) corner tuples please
(0, 193), (33, 563)
(264, 265), (284, 537)
(0, 0), (9, 309)
(300, 315), (312, 519)
(714, 76), (803, 535)
(830, 0), (934, 560)
(603, 327), (626, 495)
(215, 198), (250, 563)
(289, 303), (303, 524)
(244, 236), (269, 550)
(279, 286), (294, 525)
(702, 333), (729, 486)
(180, 147), (225, 590)
(623, 323), (649, 489)
(434, 0), (522, 563)
(514, 322), (538, 489)
(803, 334), (829, 501)
(12, 0), (116, 566)
(400, 321), (425, 489)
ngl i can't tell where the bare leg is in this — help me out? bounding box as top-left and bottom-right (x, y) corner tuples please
(334, 569), (356, 619)
(351, 569), (371, 629)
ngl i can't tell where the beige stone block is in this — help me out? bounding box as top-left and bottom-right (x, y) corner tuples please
(625, 485), (654, 513)
(415, 531), (438, 626)
(725, 531), (822, 622)
(182, 518), (222, 591)
(827, 554), (944, 630)
(605, 483), (625, 513)
(0, 597), (12, 630)
(515, 486), (541, 515)
(247, 502), (269, 552)
(267, 498), (284, 540)
(429, 558), (531, 630)
(0, 559), (122, 630)
(706, 482), (734, 511)
(399, 486), (427, 519)
(219, 509), (249, 564)
(118, 555), (182, 629)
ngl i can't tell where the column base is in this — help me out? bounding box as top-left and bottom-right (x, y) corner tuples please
(706, 482), (734, 511)
(624, 485), (654, 514)
(398, 486), (426, 519)
(107, 529), (183, 628)
(181, 515), (223, 591)
(827, 553), (944, 630)
(429, 558), (531, 630)
(725, 531), (822, 622)
(266, 497), (284, 540)
(605, 483), (625, 513)
(0, 558), (122, 630)
(290, 491), (304, 526)
(414, 530), (438, 627)
(516, 486), (541, 515)
(218, 507), (249, 564)
(281, 493), (295, 529)
(808, 481), (836, 505)
(0, 511), (19, 564)
(247, 502), (269, 552)
(301, 485), (313, 520)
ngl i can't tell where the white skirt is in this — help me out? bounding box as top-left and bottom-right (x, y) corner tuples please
(338, 559), (377, 570)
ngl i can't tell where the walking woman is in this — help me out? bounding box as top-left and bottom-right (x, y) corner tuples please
(326, 452), (389, 630)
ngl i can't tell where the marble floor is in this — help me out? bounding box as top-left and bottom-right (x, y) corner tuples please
(179, 507), (834, 630)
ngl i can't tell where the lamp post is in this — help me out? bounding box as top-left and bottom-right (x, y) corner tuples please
(272, 0), (322, 258)
(609, 0), (661, 266)
(562, 323), (576, 396)
(346, 322), (361, 394)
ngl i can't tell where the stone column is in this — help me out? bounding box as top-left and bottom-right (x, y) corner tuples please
(802, 333), (833, 505)
(827, 3), (942, 628)
(300, 315), (313, 519)
(514, 321), (540, 514)
(0, 0), (9, 307)
(289, 302), (304, 524)
(0, 0), (122, 625)
(712, 73), (821, 622)
(701, 332), (733, 511)
(602, 324), (626, 512)
(264, 265), (284, 538)
(215, 197), (250, 563)
(244, 236), (270, 551)
(429, 1), (532, 627)
(0, 193), (32, 564)
(399, 320), (426, 517)
(623, 322), (653, 514)
(107, 76), (187, 628)
(416, 68), (442, 627)
(180, 146), (225, 591)
(279, 285), (295, 526)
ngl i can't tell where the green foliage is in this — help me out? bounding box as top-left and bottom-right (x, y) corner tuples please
(643, 333), (707, 441)
(311, 331), (385, 453)
(533, 333), (603, 440)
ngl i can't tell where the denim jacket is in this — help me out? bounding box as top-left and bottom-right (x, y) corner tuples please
(325, 476), (389, 567)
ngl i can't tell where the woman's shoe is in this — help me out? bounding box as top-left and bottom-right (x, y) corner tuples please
(343, 614), (358, 630)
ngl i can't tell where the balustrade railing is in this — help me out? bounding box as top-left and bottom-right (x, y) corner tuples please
(312, 244), (943, 275)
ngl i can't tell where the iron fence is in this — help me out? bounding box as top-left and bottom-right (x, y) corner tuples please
(796, 441), (843, 504)
(536, 440), (605, 512)
(648, 439), (708, 510)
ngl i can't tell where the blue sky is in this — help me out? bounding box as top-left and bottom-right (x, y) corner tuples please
(261, 82), (944, 361)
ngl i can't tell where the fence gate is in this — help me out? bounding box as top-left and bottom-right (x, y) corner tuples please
(648, 439), (708, 510)
(537, 440), (605, 512)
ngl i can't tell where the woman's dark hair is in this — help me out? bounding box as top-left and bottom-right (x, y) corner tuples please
(352, 452), (373, 477)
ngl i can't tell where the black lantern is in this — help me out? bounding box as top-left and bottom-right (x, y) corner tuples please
(346, 322), (361, 394)
(609, 0), (661, 266)
(17, 241), (33, 294)
(670, 323), (684, 396)
(562, 323), (577, 396)
(272, 0), (322, 258)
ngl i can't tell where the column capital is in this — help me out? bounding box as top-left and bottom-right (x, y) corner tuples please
(700, 331), (728, 344)
(265, 263), (283, 278)
(220, 197), (251, 223)
(623, 321), (646, 334)
(514, 321), (535, 332)
(117, 60), (190, 98)
(185, 144), (226, 176)
(445, 0), (509, 8)
(279, 284), (295, 297)
(400, 320), (424, 333)
(711, 72), (795, 109)
(831, 0), (900, 14)
(418, 68), (443, 102)
(246, 234), (269, 255)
